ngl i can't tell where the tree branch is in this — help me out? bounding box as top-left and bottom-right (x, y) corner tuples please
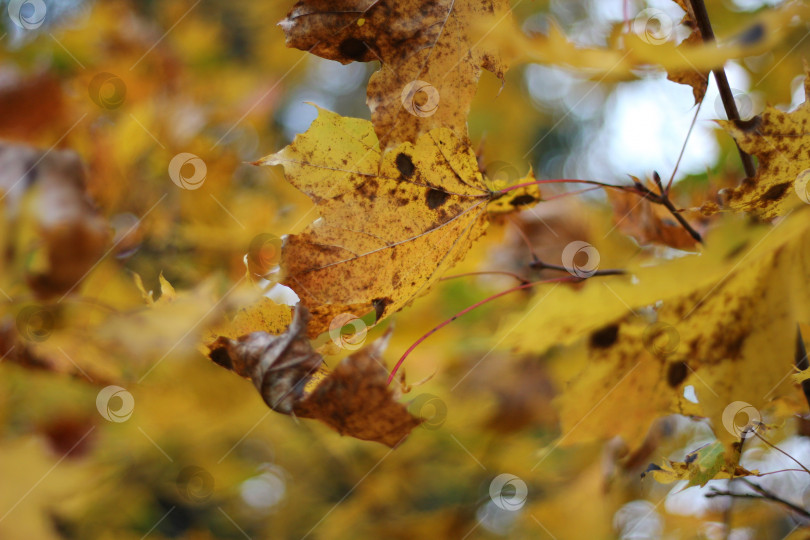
(796, 326), (810, 411)
(688, 0), (757, 180)
(631, 173), (703, 243)
(707, 479), (810, 520)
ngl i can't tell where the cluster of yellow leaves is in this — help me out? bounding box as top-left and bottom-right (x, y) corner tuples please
(643, 440), (757, 488)
(491, 1), (809, 82)
(203, 3), (543, 440)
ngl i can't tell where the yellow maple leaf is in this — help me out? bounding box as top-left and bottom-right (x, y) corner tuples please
(713, 65), (810, 218)
(502, 209), (810, 451)
(279, 0), (511, 149)
(256, 106), (539, 338)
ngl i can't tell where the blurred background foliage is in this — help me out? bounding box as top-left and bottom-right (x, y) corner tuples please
(1, 0), (810, 538)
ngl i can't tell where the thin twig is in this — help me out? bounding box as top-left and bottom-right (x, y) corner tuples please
(795, 326), (810, 411)
(666, 98), (704, 193)
(387, 276), (579, 384)
(529, 259), (626, 277)
(631, 174), (703, 243)
(688, 0), (757, 179)
(752, 430), (810, 475)
(706, 483), (810, 519)
(499, 176), (703, 243)
(440, 271), (530, 285)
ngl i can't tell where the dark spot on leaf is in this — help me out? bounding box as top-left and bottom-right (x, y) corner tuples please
(667, 361), (688, 387)
(510, 194), (536, 207)
(338, 38), (367, 61)
(738, 23), (765, 45)
(209, 347), (232, 370)
(725, 241), (748, 260)
(641, 463), (663, 479)
(426, 188), (449, 210)
(372, 297), (391, 322)
(762, 182), (790, 201)
(395, 153), (415, 178)
(727, 333), (746, 359)
(589, 324), (619, 349)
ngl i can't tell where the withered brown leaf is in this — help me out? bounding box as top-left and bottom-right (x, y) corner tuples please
(667, 0), (709, 104)
(279, 0), (510, 149)
(209, 305), (422, 447)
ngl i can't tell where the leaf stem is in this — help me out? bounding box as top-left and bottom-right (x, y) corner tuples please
(751, 430), (810, 476)
(666, 97), (704, 193)
(440, 271), (531, 285)
(499, 175), (703, 243)
(497, 178), (631, 195)
(386, 276), (576, 384)
(529, 259), (625, 277)
(706, 482), (810, 519)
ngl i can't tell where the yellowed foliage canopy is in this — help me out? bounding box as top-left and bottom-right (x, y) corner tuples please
(279, 0), (510, 149)
(490, 2), (808, 82)
(257, 106), (539, 338)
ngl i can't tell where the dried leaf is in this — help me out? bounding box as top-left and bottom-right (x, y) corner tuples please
(0, 73), (66, 142)
(209, 305), (421, 446)
(667, 0), (709, 104)
(294, 329), (421, 448)
(279, 0), (510, 148)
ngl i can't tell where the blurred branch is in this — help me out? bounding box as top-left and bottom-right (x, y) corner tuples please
(796, 326), (810, 410)
(707, 479), (810, 519)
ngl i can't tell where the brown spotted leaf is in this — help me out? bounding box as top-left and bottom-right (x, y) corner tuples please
(208, 305), (420, 446)
(279, 0), (510, 149)
(502, 210), (810, 451)
(711, 66), (810, 218)
(255, 107), (539, 338)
